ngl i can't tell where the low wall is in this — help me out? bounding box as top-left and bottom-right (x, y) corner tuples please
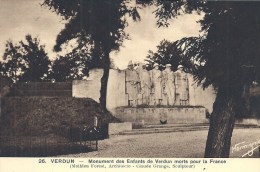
(73, 80), (101, 102)
(108, 122), (132, 135)
(115, 107), (208, 125)
(235, 119), (260, 126)
(11, 82), (72, 97)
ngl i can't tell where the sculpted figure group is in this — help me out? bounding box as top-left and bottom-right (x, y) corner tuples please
(125, 62), (189, 107)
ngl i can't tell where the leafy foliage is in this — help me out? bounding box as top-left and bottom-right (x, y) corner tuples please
(49, 38), (93, 82)
(42, 0), (141, 110)
(136, 0), (204, 27)
(137, 0), (260, 157)
(0, 35), (50, 83)
(42, 0), (140, 52)
(199, 2), (260, 90)
(145, 39), (196, 73)
(148, 1), (260, 92)
(49, 55), (88, 82)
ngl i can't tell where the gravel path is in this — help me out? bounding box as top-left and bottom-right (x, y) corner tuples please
(61, 128), (260, 158)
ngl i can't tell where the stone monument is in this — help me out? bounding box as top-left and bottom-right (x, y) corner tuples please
(150, 63), (163, 105)
(125, 61), (140, 106)
(72, 62), (216, 125)
(136, 64), (152, 105)
(175, 65), (189, 105)
(162, 64), (176, 106)
(124, 63), (190, 106)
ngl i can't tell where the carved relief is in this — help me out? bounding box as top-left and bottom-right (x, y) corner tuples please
(162, 64), (175, 106)
(136, 64), (152, 105)
(125, 63), (190, 107)
(125, 63), (140, 107)
(150, 64), (163, 105)
(175, 65), (189, 105)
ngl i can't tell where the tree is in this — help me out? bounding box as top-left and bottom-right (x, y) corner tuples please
(1, 35), (51, 83)
(19, 35), (51, 82)
(145, 39), (197, 72)
(49, 53), (90, 82)
(50, 56), (82, 82)
(48, 40), (91, 82)
(42, 0), (260, 157)
(43, 0), (140, 112)
(1, 40), (24, 83)
(147, 1), (260, 157)
(48, 34), (119, 82)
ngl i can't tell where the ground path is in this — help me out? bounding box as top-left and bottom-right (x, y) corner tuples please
(62, 127), (260, 158)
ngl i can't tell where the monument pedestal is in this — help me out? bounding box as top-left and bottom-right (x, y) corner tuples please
(115, 106), (208, 125)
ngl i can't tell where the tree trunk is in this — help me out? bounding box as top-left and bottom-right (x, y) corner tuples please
(99, 49), (110, 112)
(204, 89), (237, 158)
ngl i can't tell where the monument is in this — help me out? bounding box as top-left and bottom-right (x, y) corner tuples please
(175, 65), (189, 105)
(124, 63), (190, 107)
(135, 64), (152, 105)
(125, 61), (140, 107)
(162, 64), (176, 106)
(150, 63), (163, 105)
(72, 62), (216, 125)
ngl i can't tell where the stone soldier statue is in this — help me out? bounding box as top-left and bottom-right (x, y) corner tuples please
(162, 64), (175, 106)
(150, 63), (163, 105)
(125, 61), (140, 106)
(136, 64), (152, 105)
(175, 65), (189, 105)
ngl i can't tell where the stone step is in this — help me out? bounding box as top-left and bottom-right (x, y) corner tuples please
(119, 124), (259, 135)
(142, 123), (209, 129)
(119, 127), (209, 135)
(132, 126), (209, 132)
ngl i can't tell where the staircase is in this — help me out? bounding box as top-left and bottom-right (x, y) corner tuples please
(118, 123), (258, 135)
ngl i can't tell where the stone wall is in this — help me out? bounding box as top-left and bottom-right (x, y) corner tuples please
(115, 107), (208, 124)
(108, 122), (132, 135)
(72, 69), (103, 102)
(106, 69), (126, 111)
(188, 75), (216, 113)
(72, 69), (126, 112)
(235, 118), (260, 126)
(11, 82), (72, 97)
(72, 69), (216, 113)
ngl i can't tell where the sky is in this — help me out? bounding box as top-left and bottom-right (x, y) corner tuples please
(0, 0), (203, 69)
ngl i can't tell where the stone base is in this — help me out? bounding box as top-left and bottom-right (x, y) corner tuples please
(115, 107), (208, 125)
(235, 119), (260, 126)
(108, 122), (132, 135)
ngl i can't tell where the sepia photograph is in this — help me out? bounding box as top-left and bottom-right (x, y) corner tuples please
(0, 0), (260, 162)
